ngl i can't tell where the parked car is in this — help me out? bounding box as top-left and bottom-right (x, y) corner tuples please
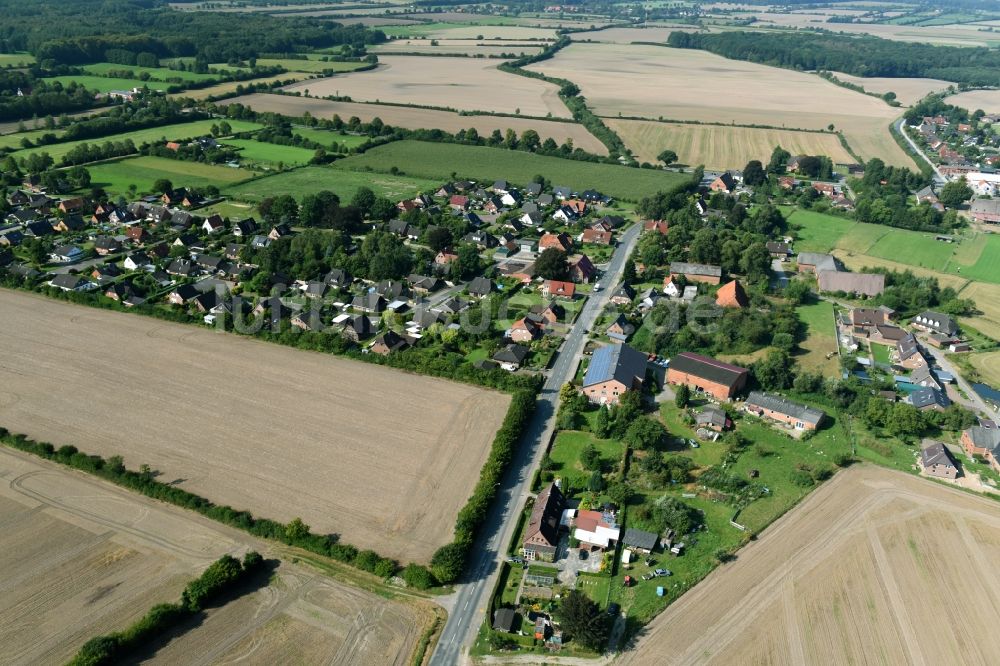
(654, 568), (672, 577)
(607, 602), (620, 617)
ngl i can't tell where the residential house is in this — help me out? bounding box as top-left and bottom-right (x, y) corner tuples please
(168, 283), (199, 304)
(539, 232), (573, 253)
(525, 182), (542, 197)
(667, 352), (748, 401)
(662, 276), (681, 298)
(0, 229), (24, 247)
(251, 235), (271, 249)
(520, 211), (543, 227)
(523, 483), (566, 561)
(510, 317), (543, 343)
(912, 311), (959, 336)
(325, 268), (352, 290)
(574, 509), (620, 551)
(123, 252), (152, 271)
(606, 313), (635, 342)
(553, 186), (572, 200)
(434, 249), (458, 266)
(93, 236), (121, 256)
(166, 258), (195, 276)
(582, 343), (647, 405)
(961, 426), (1000, 472)
(709, 172), (736, 192)
(467, 276), (493, 298)
(233, 218), (258, 237)
(817, 270), (885, 298)
(766, 241), (792, 259)
(370, 330), (412, 355)
(494, 343), (530, 372)
(530, 301), (564, 325)
(464, 230), (499, 249)
(669, 261), (722, 285)
(568, 254), (596, 283)
(851, 307), (886, 334)
(581, 228), (612, 245)
(449, 194), (470, 210)
(48, 274), (92, 292)
(352, 293), (387, 314)
(341, 315), (375, 342)
(621, 528), (659, 554)
(51, 245), (83, 263)
(202, 215), (225, 234)
(492, 608), (517, 634)
(58, 197), (85, 214)
(53, 214), (86, 233)
(375, 279), (407, 301)
(642, 220), (669, 235)
(552, 204), (578, 223)
(744, 391), (825, 430)
(908, 386), (950, 411)
(268, 224), (292, 241)
(910, 364), (941, 390)
(715, 280), (748, 308)
(638, 288), (662, 310)
(224, 243), (243, 261)
(543, 280), (576, 299)
(91, 263), (121, 282)
(24, 220), (53, 237)
(920, 440), (959, 479)
(610, 283), (635, 305)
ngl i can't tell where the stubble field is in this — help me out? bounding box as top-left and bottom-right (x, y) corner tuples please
(0, 447), (430, 665)
(619, 465), (1000, 665)
(0, 290), (510, 563)
(281, 55), (571, 118)
(223, 92), (607, 153)
(371, 38), (546, 57)
(831, 72), (955, 106)
(605, 118), (853, 167)
(526, 43), (914, 167)
(946, 89), (1000, 114)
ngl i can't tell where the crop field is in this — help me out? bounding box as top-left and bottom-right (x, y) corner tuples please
(958, 281), (1000, 339)
(44, 74), (171, 94)
(969, 350), (1000, 386)
(281, 55), (570, 118)
(222, 93), (607, 154)
(250, 58), (370, 74)
(331, 140), (689, 201)
(525, 43), (914, 167)
(0, 291), (510, 563)
(380, 24), (557, 40)
(619, 464), (1000, 666)
(221, 138), (317, 166)
(224, 165), (440, 203)
(8, 118), (263, 162)
(570, 26), (691, 43)
(0, 447), (430, 666)
(946, 89), (1000, 114)
(87, 156), (257, 196)
(371, 38), (546, 57)
(830, 72), (954, 106)
(605, 119), (853, 168)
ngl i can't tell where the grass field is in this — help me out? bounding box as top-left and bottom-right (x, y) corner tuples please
(958, 281), (1000, 339)
(291, 127), (370, 150)
(224, 58), (370, 74)
(785, 208), (857, 253)
(87, 156), (257, 196)
(795, 300), (839, 375)
(44, 75), (170, 94)
(0, 447), (432, 666)
(619, 465), (1000, 665)
(371, 39), (546, 57)
(81, 62), (221, 82)
(9, 118), (263, 162)
(549, 430), (624, 489)
(224, 165), (440, 203)
(169, 73), (309, 100)
(956, 233), (1000, 283)
(605, 119), (853, 168)
(331, 140), (689, 201)
(224, 93), (607, 154)
(0, 52), (34, 67)
(969, 350), (1000, 386)
(221, 138), (317, 166)
(0, 291), (510, 563)
(526, 43), (914, 167)
(282, 55), (571, 118)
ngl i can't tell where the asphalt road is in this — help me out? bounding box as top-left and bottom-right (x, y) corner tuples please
(896, 118), (946, 185)
(429, 223), (641, 666)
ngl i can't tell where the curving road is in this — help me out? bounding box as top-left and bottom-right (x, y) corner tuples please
(896, 118), (945, 185)
(429, 223), (642, 666)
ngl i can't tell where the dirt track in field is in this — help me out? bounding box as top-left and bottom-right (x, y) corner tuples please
(0, 290), (510, 563)
(618, 464), (1000, 665)
(0, 446), (431, 665)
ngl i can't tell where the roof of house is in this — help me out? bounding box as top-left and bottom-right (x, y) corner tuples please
(50, 274), (83, 289)
(965, 425), (1000, 452)
(669, 352), (747, 389)
(493, 608), (516, 632)
(468, 275), (492, 296)
(524, 483), (565, 550)
(583, 343), (647, 388)
(817, 270), (885, 297)
(696, 404), (729, 428)
(745, 391), (825, 425)
(622, 527), (658, 551)
(669, 261), (722, 278)
(971, 198), (1000, 215)
(852, 307), (885, 327)
(494, 343), (530, 364)
(913, 310), (959, 335)
(766, 241), (792, 255)
(546, 280), (576, 298)
(797, 252), (838, 272)
(716, 280), (748, 308)
(909, 386), (950, 410)
(920, 440), (957, 469)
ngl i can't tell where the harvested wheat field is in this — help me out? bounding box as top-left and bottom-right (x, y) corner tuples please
(526, 43), (914, 167)
(946, 89), (1000, 115)
(223, 93), (607, 153)
(0, 290), (510, 563)
(831, 72), (954, 106)
(0, 447), (431, 665)
(958, 281), (1000, 340)
(618, 465), (1000, 666)
(282, 55), (570, 118)
(606, 118), (853, 168)
(970, 350), (1000, 386)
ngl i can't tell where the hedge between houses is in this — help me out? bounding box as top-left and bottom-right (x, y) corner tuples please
(430, 389), (537, 583)
(68, 551), (264, 666)
(0, 427), (419, 584)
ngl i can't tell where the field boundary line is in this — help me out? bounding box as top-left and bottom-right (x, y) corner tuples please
(865, 522), (926, 666)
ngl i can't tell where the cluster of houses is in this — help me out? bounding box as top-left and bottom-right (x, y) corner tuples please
(917, 418), (1000, 482)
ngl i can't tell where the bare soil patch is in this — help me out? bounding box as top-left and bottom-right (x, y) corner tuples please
(526, 43), (914, 167)
(0, 290), (510, 563)
(618, 465), (1000, 665)
(222, 93), (607, 154)
(282, 55), (571, 118)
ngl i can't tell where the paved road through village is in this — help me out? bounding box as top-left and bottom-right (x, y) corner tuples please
(429, 223), (642, 666)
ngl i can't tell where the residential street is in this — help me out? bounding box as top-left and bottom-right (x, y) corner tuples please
(429, 223), (641, 666)
(896, 117), (946, 185)
(922, 342), (998, 418)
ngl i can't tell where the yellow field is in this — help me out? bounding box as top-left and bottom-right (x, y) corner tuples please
(969, 350), (1000, 385)
(525, 43), (914, 167)
(371, 39), (546, 57)
(946, 89), (1000, 114)
(620, 465), (1000, 665)
(606, 119), (853, 168)
(958, 281), (1000, 341)
(832, 72), (955, 106)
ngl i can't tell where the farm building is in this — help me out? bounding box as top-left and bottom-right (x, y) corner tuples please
(715, 280), (749, 309)
(523, 483), (566, 562)
(696, 404), (730, 432)
(621, 527), (659, 554)
(744, 392), (825, 431)
(920, 440), (959, 480)
(817, 270), (885, 298)
(796, 252), (838, 273)
(582, 343), (648, 405)
(669, 261), (722, 285)
(666, 352), (748, 401)
(970, 198), (1000, 223)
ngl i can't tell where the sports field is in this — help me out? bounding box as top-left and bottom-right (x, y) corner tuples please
(222, 93), (607, 154)
(619, 465), (1000, 665)
(526, 43), (914, 167)
(282, 55), (571, 118)
(330, 139), (689, 201)
(946, 89), (1000, 114)
(8, 118), (263, 162)
(221, 138), (317, 166)
(88, 156), (258, 196)
(0, 291), (510, 563)
(224, 165), (440, 203)
(606, 119), (853, 168)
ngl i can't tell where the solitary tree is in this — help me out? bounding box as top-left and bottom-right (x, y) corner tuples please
(153, 178), (173, 194)
(657, 149), (678, 166)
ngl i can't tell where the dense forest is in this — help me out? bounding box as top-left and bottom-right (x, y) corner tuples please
(667, 30), (1000, 87)
(0, 0), (385, 65)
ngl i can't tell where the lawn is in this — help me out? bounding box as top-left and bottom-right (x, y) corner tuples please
(548, 430), (624, 491)
(870, 341), (893, 365)
(44, 75), (170, 94)
(795, 300), (839, 375)
(221, 138), (317, 166)
(784, 208), (856, 253)
(0, 128), (64, 151)
(223, 165), (440, 203)
(86, 155), (258, 196)
(81, 62), (222, 83)
(331, 140), (690, 202)
(9, 119), (263, 162)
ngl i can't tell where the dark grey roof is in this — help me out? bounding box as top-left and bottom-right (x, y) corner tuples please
(583, 343), (647, 388)
(797, 252), (838, 272)
(493, 608), (516, 632)
(50, 274), (83, 289)
(745, 392), (825, 425)
(920, 441), (957, 469)
(493, 343), (529, 364)
(909, 386), (950, 409)
(670, 352), (747, 390)
(965, 426), (1000, 451)
(913, 311), (958, 336)
(622, 527), (658, 551)
(669, 261), (722, 278)
(468, 276), (492, 296)
(696, 405), (728, 428)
